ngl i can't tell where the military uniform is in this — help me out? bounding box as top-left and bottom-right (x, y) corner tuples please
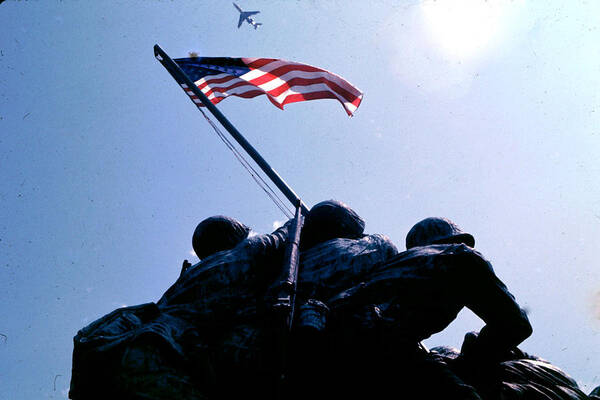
(70, 221), (291, 400)
(324, 243), (531, 399)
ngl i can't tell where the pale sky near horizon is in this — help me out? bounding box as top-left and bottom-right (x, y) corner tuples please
(1, 1), (600, 398)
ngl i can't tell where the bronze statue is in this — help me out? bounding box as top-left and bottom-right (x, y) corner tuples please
(69, 208), (594, 400)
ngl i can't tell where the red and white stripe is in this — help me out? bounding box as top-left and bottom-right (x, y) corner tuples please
(187, 58), (363, 116)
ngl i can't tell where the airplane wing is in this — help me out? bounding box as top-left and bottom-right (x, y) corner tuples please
(237, 14), (245, 28)
(233, 3), (259, 16)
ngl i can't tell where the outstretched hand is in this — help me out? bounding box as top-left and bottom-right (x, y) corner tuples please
(459, 331), (480, 361)
(453, 331), (500, 387)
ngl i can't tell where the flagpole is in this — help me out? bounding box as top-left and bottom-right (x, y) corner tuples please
(154, 44), (309, 216)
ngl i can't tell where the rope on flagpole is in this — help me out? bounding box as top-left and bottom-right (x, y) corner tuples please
(197, 107), (294, 219)
(154, 44), (308, 216)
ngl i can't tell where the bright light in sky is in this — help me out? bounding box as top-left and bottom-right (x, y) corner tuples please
(421, 0), (523, 60)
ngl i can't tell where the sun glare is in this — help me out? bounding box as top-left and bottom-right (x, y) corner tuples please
(421, 0), (522, 61)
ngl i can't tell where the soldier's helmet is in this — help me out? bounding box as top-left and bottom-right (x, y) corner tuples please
(192, 215), (251, 259)
(301, 200), (365, 250)
(406, 217), (475, 249)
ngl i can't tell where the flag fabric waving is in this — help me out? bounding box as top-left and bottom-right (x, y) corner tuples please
(173, 56), (363, 116)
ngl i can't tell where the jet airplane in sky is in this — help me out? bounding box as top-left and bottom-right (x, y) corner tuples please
(233, 3), (262, 30)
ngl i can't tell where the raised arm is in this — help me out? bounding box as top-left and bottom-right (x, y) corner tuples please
(245, 218), (293, 258)
(459, 251), (532, 363)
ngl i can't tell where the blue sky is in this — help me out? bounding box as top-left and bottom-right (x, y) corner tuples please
(1, 1), (599, 398)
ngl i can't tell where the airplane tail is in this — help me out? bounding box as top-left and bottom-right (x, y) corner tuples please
(254, 23), (262, 29)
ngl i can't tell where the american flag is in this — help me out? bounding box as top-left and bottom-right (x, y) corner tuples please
(173, 56), (363, 116)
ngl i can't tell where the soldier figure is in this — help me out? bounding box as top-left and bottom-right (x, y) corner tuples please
(404, 217), (532, 366)
(325, 217), (532, 399)
(70, 215), (291, 400)
(283, 200), (399, 399)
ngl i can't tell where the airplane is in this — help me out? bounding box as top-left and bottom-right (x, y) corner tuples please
(233, 3), (262, 30)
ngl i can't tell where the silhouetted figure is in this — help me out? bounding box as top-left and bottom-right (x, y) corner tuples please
(322, 217), (532, 399)
(195, 200), (397, 400)
(284, 200), (399, 399)
(405, 218), (532, 366)
(158, 214), (290, 303)
(70, 216), (291, 400)
(156, 216), (294, 399)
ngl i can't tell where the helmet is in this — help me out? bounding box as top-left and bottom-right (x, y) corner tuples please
(301, 200), (365, 250)
(192, 215), (250, 259)
(406, 217), (474, 249)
